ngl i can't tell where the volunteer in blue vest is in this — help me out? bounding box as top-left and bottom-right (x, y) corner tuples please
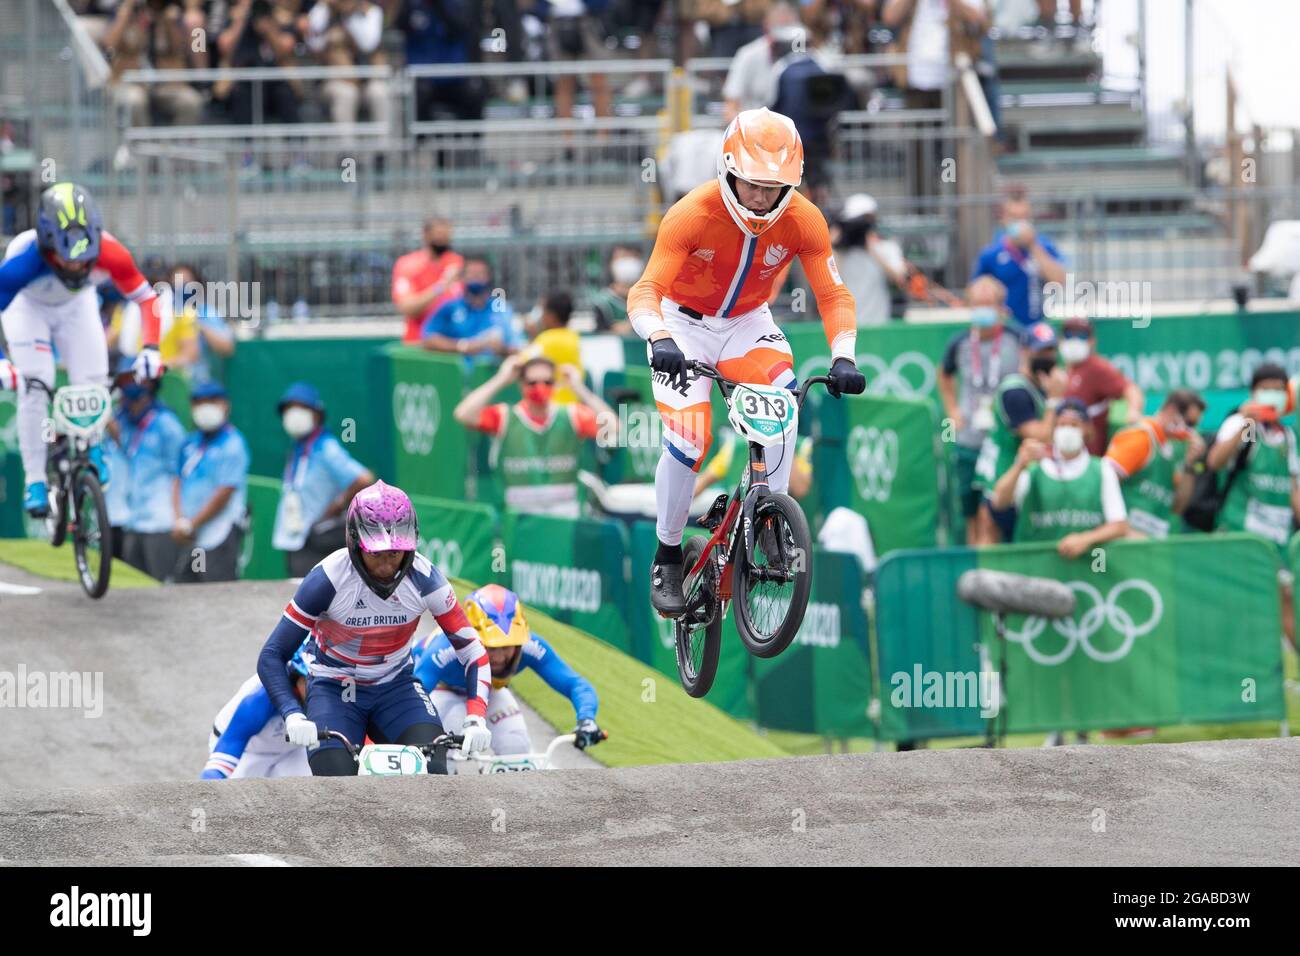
(1206, 363), (1300, 649)
(272, 381), (374, 577)
(172, 381), (250, 582)
(969, 188), (1067, 329)
(110, 358), (188, 581)
(990, 397), (1129, 557)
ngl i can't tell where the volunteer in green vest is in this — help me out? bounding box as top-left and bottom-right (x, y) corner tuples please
(972, 321), (1067, 543)
(1103, 389), (1206, 538)
(1206, 362), (1300, 648)
(454, 350), (618, 518)
(991, 397), (1129, 558)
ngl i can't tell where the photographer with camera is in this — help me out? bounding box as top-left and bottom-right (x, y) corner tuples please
(833, 194), (909, 326)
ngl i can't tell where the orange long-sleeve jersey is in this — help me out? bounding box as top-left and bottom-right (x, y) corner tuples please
(628, 181), (858, 361)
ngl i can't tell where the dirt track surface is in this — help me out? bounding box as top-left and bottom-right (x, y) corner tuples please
(3, 563), (1299, 866)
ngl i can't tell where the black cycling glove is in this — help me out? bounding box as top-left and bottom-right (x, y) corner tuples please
(827, 357), (866, 398)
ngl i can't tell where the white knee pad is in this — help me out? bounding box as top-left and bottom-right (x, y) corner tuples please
(486, 687), (531, 755)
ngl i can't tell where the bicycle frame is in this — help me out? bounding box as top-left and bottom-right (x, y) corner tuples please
(681, 363), (830, 606)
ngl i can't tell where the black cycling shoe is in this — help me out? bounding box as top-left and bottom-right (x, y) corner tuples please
(650, 560), (686, 618)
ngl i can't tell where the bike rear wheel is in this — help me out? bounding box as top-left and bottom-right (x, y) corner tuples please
(733, 492), (812, 659)
(72, 468), (112, 599)
(674, 536), (722, 698)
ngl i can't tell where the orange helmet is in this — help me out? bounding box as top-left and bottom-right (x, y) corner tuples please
(716, 108), (804, 237)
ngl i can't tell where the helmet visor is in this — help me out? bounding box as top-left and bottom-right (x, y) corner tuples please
(351, 509), (417, 553)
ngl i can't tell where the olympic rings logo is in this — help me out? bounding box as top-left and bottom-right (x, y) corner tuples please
(393, 383), (440, 456)
(797, 351), (936, 400)
(1003, 579), (1164, 666)
(848, 425), (899, 502)
(421, 536), (463, 577)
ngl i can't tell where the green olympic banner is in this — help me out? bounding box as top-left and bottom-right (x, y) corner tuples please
(386, 346), (469, 501)
(409, 494), (499, 588)
(821, 393), (947, 555)
(503, 512), (632, 654)
(750, 548), (874, 737)
(875, 534), (1285, 741)
(225, 337), (392, 480)
(239, 475), (286, 580)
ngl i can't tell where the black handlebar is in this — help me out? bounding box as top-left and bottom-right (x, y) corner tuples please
(687, 360), (833, 408)
(315, 727), (464, 760)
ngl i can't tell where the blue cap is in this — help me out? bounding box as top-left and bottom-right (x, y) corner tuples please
(278, 381), (324, 414)
(1021, 322), (1058, 351)
(191, 381), (227, 401)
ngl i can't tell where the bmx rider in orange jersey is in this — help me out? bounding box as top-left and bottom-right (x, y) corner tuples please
(627, 108), (867, 616)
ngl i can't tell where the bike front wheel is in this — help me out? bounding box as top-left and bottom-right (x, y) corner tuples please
(733, 492), (812, 659)
(72, 468), (112, 599)
(673, 536), (722, 698)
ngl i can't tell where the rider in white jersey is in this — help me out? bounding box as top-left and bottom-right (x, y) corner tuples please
(0, 183), (164, 515)
(202, 646), (312, 780)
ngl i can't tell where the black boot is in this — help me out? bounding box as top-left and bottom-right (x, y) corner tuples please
(650, 542), (686, 617)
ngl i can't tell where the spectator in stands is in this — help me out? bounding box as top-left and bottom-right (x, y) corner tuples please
(110, 360), (188, 581)
(1060, 316), (1143, 456)
(1104, 389), (1206, 539)
(453, 352), (617, 518)
(420, 257), (524, 362)
(167, 263), (237, 385)
(529, 292), (583, 405)
(1209, 363), (1300, 647)
(939, 276), (1021, 544)
(722, 2), (803, 120)
(305, 0), (390, 128)
(970, 187), (1066, 328)
(972, 322), (1066, 543)
(834, 193), (908, 326)
(399, 0), (485, 123)
(216, 0), (303, 125)
(693, 0), (767, 59)
(393, 217), (464, 344)
(102, 0), (207, 127)
(589, 245), (640, 335)
(272, 381), (375, 576)
(547, 2), (612, 125)
(173, 382), (251, 583)
(881, 0), (990, 196)
(991, 397), (1128, 554)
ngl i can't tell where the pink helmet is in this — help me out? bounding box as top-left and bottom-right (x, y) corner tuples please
(345, 480), (419, 597)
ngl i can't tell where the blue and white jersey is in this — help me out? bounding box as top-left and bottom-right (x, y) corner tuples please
(0, 229), (155, 311)
(271, 429), (368, 552)
(414, 628), (598, 723)
(202, 674), (294, 779)
(257, 549), (490, 721)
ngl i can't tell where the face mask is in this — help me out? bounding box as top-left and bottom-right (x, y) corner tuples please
(191, 402), (227, 433)
(611, 257), (644, 285)
(465, 280), (490, 297)
(1254, 388), (1287, 413)
(1059, 338), (1091, 364)
(1054, 425), (1085, 457)
(282, 406), (317, 439)
(429, 243), (450, 257)
(523, 382), (554, 405)
(970, 307), (998, 329)
(1006, 219), (1030, 240)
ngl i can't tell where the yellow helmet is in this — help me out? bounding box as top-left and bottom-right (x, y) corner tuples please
(463, 584), (529, 648)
